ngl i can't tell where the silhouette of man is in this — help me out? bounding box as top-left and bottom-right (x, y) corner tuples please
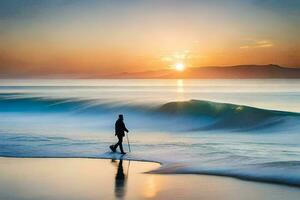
(110, 114), (129, 154)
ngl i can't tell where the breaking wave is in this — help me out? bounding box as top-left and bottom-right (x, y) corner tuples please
(0, 94), (299, 131)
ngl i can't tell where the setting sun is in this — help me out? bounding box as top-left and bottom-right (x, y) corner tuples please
(175, 63), (185, 71)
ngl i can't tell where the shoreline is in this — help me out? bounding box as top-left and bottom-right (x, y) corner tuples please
(1, 156), (300, 189)
(1, 157), (300, 200)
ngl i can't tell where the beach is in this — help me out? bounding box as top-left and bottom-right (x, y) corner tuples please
(0, 157), (300, 200)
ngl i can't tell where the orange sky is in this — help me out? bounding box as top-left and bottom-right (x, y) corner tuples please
(0, 0), (299, 76)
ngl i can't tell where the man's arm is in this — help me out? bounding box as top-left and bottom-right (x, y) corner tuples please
(122, 122), (129, 133)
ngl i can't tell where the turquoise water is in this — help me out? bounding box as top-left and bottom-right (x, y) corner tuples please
(0, 79), (300, 186)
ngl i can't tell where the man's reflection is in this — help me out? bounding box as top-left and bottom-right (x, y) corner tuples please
(112, 159), (127, 199)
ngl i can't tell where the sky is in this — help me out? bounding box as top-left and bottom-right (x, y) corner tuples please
(0, 0), (299, 76)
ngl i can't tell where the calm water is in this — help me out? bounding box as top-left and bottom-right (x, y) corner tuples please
(0, 79), (300, 186)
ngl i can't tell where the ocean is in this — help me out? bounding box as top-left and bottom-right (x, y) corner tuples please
(0, 79), (300, 186)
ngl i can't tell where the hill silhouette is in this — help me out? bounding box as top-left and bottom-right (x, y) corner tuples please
(107, 64), (300, 79)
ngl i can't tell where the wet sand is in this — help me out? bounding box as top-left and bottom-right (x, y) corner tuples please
(0, 157), (299, 200)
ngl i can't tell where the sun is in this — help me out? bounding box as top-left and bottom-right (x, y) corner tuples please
(175, 63), (185, 71)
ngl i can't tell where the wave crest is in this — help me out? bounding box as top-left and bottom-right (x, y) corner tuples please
(158, 100), (300, 130)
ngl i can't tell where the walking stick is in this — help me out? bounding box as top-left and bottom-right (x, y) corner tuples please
(126, 133), (131, 152)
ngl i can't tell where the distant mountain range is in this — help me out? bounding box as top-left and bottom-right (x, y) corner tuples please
(106, 64), (300, 79)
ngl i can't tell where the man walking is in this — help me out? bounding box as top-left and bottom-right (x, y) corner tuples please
(110, 114), (129, 154)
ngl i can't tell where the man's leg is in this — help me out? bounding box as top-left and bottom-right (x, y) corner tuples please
(110, 144), (116, 152)
(118, 136), (125, 154)
(113, 136), (121, 151)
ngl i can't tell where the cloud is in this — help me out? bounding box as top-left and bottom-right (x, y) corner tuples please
(240, 39), (274, 49)
(161, 51), (190, 63)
